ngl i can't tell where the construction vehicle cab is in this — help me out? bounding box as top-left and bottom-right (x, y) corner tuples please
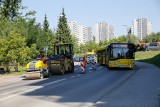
(49, 43), (74, 75)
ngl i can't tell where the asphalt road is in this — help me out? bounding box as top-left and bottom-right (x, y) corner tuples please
(0, 62), (160, 107)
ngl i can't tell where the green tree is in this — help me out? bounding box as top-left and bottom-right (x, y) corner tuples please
(55, 8), (72, 43)
(143, 35), (151, 43)
(105, 38), (118, 46)
(43, 14), (49, 32)
(126, 34), (139, 44)
(36, 14), (55, 55)
(99, 40), (104, 46)
(116, 35), (126, 42)
(72, 35), (79, 53)
(143, 32), (160, 43)
(85, 41), (98, 52)
(79, 44), (87, 54)
(36, 30), (55, 54)
(23, 18), (39, 47)
(0, 31), (38, 72)
(156, 32), (160, 41)
(0, 0), (22, 20)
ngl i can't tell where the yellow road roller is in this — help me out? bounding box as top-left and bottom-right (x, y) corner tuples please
(49, 43), (74, 75)
(25, 58), (51, 79)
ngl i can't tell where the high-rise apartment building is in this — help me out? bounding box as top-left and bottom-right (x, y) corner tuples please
(68, 20), (114, 44)
(68, 21), (78, 37)
(68, 21), (92, 45)
(86, 27), (93, 42)
(92, 23), (101, 43)
(93, 21), (114, 43)
(68, 21), (82, 44)
(147, 22), (152, 35)
(109, 25), (115, 40)
(131, 18), (152, 40)
(78, 25), (87, 44)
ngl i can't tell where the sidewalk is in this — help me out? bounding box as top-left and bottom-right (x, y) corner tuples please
(0, 75), (24, 85)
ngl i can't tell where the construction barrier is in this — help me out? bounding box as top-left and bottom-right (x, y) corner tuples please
(80, 60), (85, 74)
(91, 58), (96, 70)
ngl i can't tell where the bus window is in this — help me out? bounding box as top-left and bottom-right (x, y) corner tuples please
(110, 48), (126, 59)
(110, 47), (134, 59)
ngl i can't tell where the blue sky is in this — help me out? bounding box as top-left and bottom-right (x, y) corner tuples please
(22, 0), (160, 37)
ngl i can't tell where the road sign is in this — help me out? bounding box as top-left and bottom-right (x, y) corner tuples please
(44, 46), (48, 52)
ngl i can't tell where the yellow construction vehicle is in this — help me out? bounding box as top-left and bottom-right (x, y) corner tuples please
(49, 43), (74, 75)
(25, 43), (74, 79)
(25, 57), (51, 79)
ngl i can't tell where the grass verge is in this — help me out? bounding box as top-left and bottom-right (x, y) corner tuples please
(135, 50), (160, 68)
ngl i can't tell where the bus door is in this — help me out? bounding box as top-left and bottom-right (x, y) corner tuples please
(102, 51), (106, 65)
(106, 46), (110, 67)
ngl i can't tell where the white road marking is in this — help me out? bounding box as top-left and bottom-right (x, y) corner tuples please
(0, 88), (28, 96)
(0, 78), (67, 101)
(41, 78), (66, 87)
(0, 67), (89, 102)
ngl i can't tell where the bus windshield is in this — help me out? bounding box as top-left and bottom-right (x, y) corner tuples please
(110, 47), (134, 59)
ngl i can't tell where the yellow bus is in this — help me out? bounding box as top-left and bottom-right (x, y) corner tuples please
(96, 43), (136, 69)
(96, 47), (106, 65)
